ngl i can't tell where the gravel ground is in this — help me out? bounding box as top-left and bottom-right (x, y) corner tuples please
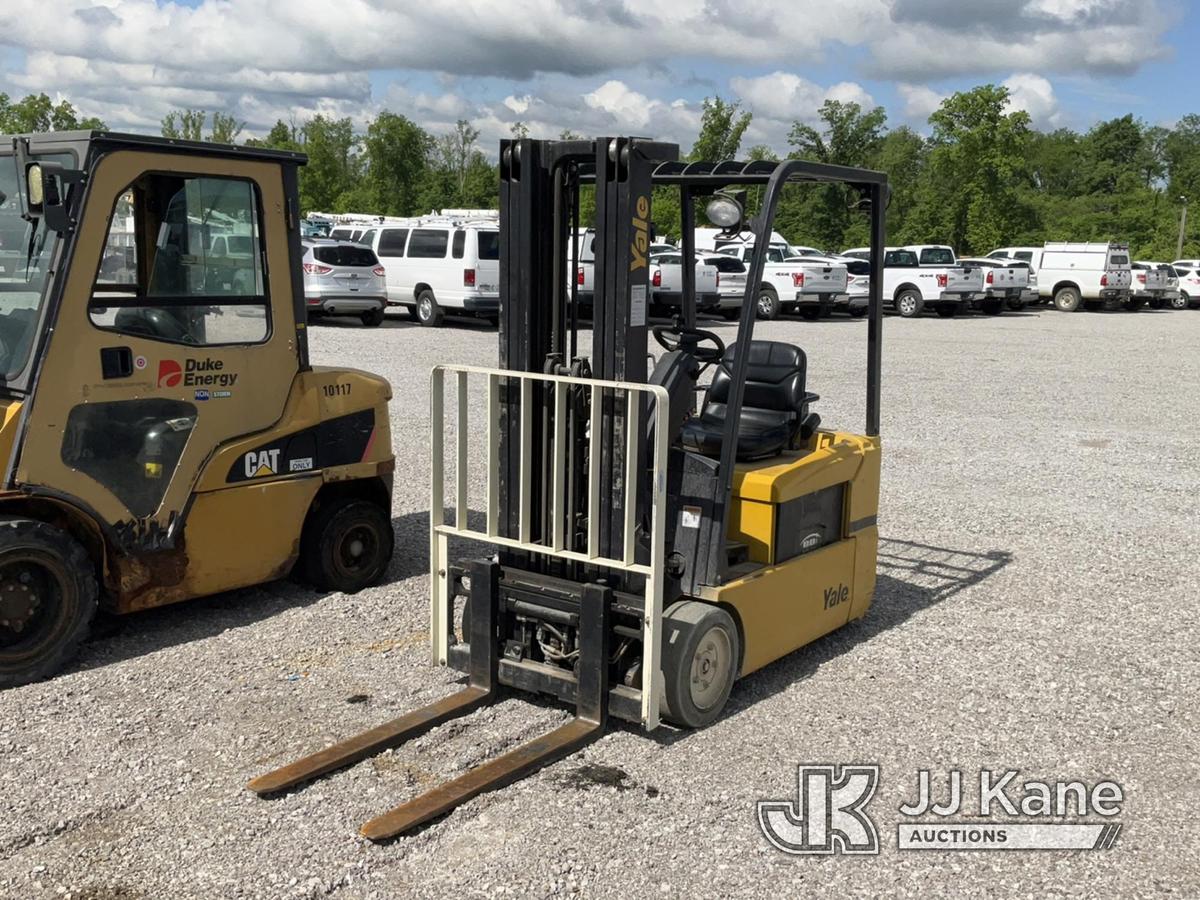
(1, 304), (1198, 899)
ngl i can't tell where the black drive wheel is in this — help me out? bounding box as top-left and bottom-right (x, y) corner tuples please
(1169, 292), (1187, 310)
(301, 499), (394, 593)
(361, 307), (385, 327)
(1054, 286), (1081, 312)
(0, 518), (97, 689)
(415, 289), (445, 327)
(756, 286), (781, 320)
(981, 299), (1004, 315)
(895, 289), (923, 318)
(660, 601), (740, 729)
(935, 303), (959, 318)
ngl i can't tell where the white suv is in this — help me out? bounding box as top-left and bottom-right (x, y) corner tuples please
(361, 217), (500, 326)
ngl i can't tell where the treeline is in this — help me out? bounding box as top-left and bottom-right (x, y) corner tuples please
(12, 84), (1196, 259)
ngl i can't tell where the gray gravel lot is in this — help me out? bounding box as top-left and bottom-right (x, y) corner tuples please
(1, 305), (1198, 899)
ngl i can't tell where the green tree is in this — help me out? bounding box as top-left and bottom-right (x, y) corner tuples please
(298, 115), (359, 213)
(906, 84), (1039, 253)
(362, 111), (432, 216)
(210, 111), (245, 144)
(161, 109), (206, 141)
(690, 96), (751, 161)
(0, 92), (106, 132)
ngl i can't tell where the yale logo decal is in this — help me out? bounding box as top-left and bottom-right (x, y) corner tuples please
(630, 195), (649, 272)
(243, 448), (281, 479)
(823, 583), (850, 611)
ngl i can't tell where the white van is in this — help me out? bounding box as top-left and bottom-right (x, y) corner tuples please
(362, 217), (500, 326)
(989, 242), (1133, 311)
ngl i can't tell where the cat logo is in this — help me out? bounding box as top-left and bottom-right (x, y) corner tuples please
(243, 448), (281, 479)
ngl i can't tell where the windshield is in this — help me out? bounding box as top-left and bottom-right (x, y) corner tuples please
(919, 247), (955, 265)
(0, 154), (68, 384)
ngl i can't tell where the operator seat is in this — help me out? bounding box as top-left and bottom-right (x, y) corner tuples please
(680, 340), (820, 461)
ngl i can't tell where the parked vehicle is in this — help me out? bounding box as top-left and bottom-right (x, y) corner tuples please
(704, 253), (748, 318)
(958, 257), (1034, 313)
(648, 251), (720, 313)
(694, 227), (790, 257)
(723, 251), (848, 320)
(1131, 262), (1177, 309)
(846, 245), (984, 317)
(785, 254), (869, 317)
(990, 243), (1133, 311)
(301, 239), (387, 326)
(1170, 262), (1200, 308)
(361, 214), (500, 326)
(329, 225), (368, 243)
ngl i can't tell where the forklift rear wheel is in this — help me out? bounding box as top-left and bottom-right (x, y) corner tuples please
(301, 499), (394, 594)
(756, 287), (781, 320)
(416, 290), (445, 327)
(660, 601), (739, 729)
(361, 308), (385, 327)
(896, 289), (923, 318)
(0, 518), (98, 689)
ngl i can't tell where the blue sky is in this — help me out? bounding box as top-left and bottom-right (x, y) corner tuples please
(0, 1), (1193, 151)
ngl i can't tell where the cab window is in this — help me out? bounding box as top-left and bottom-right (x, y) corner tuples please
(90, 175), (269, 345)
(919, 247), (955, 265)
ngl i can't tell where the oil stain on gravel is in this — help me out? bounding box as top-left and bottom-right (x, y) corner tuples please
(558, 763), (659, 798)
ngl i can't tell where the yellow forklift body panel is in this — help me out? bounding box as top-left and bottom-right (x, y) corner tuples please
(719, 432), (881, 675)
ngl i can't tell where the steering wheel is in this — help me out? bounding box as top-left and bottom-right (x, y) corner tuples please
(652, 323), (726, 364)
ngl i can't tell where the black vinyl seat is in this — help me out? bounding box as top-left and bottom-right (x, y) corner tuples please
(680, 341), (820, 461)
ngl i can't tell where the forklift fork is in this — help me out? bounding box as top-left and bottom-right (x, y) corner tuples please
(247, 560), (611, 841)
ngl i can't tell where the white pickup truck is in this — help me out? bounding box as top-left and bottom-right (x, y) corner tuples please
(959, 257), (1036, 313)
(1131, 262), (1176, 309)
(713, 246), (849, 320)
(842, 245), (985, 317)
(648, 252), (720, 312)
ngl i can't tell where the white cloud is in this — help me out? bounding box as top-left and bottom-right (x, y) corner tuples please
(1002, 72), (1062, 127)
(730, 72), (874, 123)
(898, 83), (946, 121)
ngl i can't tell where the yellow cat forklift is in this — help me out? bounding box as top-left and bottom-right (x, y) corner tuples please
(0, 132), (395, 687)
(251, 137), (886, 840)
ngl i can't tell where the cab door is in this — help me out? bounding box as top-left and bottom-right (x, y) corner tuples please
(15, 150), (300, 545)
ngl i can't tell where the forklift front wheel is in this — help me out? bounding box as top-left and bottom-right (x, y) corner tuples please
(0, 518), (98, 689)
(660, 601), (740, 729)
(300, 499), (394, 594)
(416, 290), (445, 327)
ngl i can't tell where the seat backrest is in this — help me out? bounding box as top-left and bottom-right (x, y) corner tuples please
(708, 340), (808, 414)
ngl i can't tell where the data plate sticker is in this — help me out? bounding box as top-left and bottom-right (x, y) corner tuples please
(681, 505), (702, 529)
(631, 285), (647, 327)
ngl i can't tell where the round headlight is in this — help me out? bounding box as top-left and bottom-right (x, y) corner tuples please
(705, 194), (742, 229)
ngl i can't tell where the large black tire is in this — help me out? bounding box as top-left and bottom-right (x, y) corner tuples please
(415, 289), (445, 327)
(361, 307), (385, 327)
(756, 286), (781, 320)
(981, 299), (1004, 315)
(895, 289), (923, 318)
(1006, 297), (1026, 311)
(1054, 286), (1081, 312)
(1168, 292), (1187, 310)
(935, 303), (959, 318)
(300, 499), (394, 593)
(660, 601), (740, 729)
(0, 518), (98, 689)
(405, 305), (420, 322)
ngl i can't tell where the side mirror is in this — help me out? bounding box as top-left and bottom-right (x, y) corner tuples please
(13, 140), (84, 234)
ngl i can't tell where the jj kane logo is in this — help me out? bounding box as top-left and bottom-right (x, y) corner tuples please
(158, 358), (239, 389)
(758, 766), (1124, 855)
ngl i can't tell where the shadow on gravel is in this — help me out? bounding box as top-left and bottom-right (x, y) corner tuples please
(637, 536), (1014, 746)
(73, 510), (433, 675)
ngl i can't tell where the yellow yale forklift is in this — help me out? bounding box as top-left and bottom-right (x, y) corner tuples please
(0, 131), (395, 687)
(251, 137), (886, 840)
